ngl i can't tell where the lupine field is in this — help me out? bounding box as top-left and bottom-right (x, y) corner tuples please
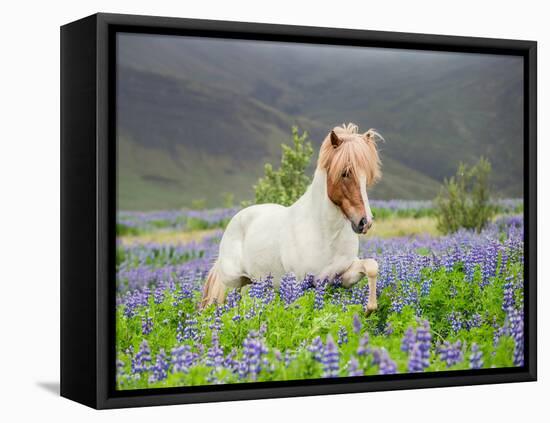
(116, 200), (525, 390)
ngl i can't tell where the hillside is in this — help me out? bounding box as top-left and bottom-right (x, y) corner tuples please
(116, 33), (523, 210)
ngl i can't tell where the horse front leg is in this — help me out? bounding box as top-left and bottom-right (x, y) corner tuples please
(341, 258), (379, 316)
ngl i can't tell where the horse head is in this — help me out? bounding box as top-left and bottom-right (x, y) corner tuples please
(318, 123), (382, 234)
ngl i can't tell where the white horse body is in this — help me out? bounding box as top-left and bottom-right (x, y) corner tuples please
(217, 169), (363, 288)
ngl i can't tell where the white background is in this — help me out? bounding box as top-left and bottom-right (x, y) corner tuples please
(0, 0), (546, 421)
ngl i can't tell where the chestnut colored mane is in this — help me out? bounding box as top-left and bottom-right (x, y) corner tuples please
(317, 123), (382, 186)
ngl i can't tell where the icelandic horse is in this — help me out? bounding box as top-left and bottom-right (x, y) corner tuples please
(202, 123), (382, 315)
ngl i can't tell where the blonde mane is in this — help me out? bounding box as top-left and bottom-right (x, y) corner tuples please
(317, 123), (382, 186)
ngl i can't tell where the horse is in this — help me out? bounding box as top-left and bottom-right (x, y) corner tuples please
(201, 123), (383, 315)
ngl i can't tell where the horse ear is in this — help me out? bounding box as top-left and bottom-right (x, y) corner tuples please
(330, 130), (342, 148)
(364, 129), (384, 145)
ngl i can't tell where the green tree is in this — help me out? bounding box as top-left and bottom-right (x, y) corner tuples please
(253, 126), (314, 206)
(435, 157), (496, 234)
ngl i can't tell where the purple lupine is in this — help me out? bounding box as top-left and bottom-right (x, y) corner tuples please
(401, 327), (416, 353)
(448, 311), (463, 333)
(502, 277), (515, 313)
(416, 319), (432, 369)
(322, 335), (339, 378)
(141, 310), (153, 335)
(509, 308), (524, 366)
(153, 286), (165, 304)
(314, 279), (327, 310)
(408, 343), (424, 372)
(352, 314), (362, 335)
(225, 289), (241, 309)
(308, 336), (324, 362)
(209, 306), (223, 332)
(279, 273), (301, 305)
(300, 274), (316, 293)
(183, 314), (199, 341)
(347, 356), (363, 377)
(469, 343), (483, 369)
(373, 348), (397, 375)
(239, 330), (268, 381)
(250, 275), (275, 305)
(132, 340), (152, 374)
(438, 341), (463, 367)
(337, 326), (349, 345)
(149, 349), (169, 383)
(223, 348), (239, 373)
(206, 331), (224, 368)
(171, 345), (198, 373)
(176, 311), (185, 344)
(357, 332), (370, 356)
(465, 313), (482, 330)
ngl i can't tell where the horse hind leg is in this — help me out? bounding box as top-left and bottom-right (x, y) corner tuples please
(200, 262), (249, 309)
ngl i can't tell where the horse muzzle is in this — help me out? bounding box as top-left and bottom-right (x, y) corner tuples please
(352, 216), (373, 234)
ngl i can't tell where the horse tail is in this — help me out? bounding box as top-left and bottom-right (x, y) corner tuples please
(200, 261), (225, 309)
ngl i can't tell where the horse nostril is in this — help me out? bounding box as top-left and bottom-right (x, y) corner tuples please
(358, 217), (368, 230)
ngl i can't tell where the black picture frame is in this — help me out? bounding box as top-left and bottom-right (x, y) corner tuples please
(60, 12), (537, 409)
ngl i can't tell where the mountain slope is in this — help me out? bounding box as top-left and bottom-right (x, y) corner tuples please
(116, 34), (523, 210)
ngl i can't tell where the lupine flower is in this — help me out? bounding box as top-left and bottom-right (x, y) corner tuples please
(469, 343), (483, 369)
(149, 349), (169, 383)
(206, 332), (224, 368)
(209, 306), (223, 332)
(357, 332), (370, 356)
(401, 327), (415, 353)
(279, 273), (301, 305)
(132, 340), (152, 374)
(153, 286), (165, 304)
(502, 277), (515, 313)
(308, 336), (324, 362)
(438, 341), (463, 367)
(509, 308), (524, 366)
(347, 356), (363, 377)
(183, 314), (199, 341)
(337, 326), (348, 345)
(322, 335), (339, 378)
(314, 279), (327, 309)
(239, 330), (269, 381)
(408, 343), (424, 372)
(448, 311), (462, 333)
(225, 289), (241, 309)
(141, 310), (153, 335)
(250, 275), (275, 305)
(171, 345), (198, 373)
(373, 348), (397, 375)
(416, 319), (432, 369)
(352, 314), (362, 334)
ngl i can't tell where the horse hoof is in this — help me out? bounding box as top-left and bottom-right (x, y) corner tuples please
(365, 303), (378, 316)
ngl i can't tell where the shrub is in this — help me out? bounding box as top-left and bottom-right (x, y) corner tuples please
(435, 157), (496, 234)
(253, 126), (314, 206)
(190, 199), (206, 210)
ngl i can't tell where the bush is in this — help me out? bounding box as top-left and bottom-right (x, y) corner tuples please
(190, 199), (206, 210)
(253, 126), (314, 206)
(435, 157), (496, 234)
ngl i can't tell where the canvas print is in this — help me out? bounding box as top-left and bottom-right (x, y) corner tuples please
(115, 33), (525, 390)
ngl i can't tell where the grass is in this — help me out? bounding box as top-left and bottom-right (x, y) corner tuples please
(364, 216), (439, 238)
